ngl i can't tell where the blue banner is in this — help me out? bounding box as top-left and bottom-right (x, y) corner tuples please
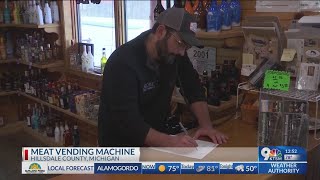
(259, 162), (307, 174)
(259, 146), (307, 162)
(94, 163), (141, 174)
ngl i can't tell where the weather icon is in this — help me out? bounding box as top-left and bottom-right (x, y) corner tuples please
(158, 165), (166, 172)
(196, 165), (205, 172)
(235, 165), (244, 172)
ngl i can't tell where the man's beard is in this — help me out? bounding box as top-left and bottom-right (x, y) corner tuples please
(155, 37), (176, 65)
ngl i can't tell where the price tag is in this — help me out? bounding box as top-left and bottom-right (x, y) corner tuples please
(187, 46), (216, 76)
(263, 70), (290, 91)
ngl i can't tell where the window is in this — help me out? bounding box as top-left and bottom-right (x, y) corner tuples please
(77, 0), (115, 67)
(77, 0), (175, 68)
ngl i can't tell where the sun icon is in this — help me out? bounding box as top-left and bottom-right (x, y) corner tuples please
(158, 165), (166, 172)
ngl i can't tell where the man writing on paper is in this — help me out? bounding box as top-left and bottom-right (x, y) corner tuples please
(98, 8), (228, 147)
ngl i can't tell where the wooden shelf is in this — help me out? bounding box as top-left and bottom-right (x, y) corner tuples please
(23, 125), (63, 147)
(67, 69), (103, 81)
(0, 91), (17, 96)
(0, 23), (60, 29)
(0, 58), (64, 69)
(196, 27), (243, 39)
(172, 94), (243, 113)
(19, 92), (98, 127)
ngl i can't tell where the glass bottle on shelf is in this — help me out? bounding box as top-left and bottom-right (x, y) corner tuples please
(44, 0), (52, 24)
(26, 104), (32, 127)
(45, 44), (53, 61)
(207, 0), (222, 32)
(35, 1), (44, 25)
(59, 121), (65, 143)
(153, 0), (165, 21)
(52, 42), (59, 59)
(51, 0), (60, 23)
(69, 40), (77, 69)
(54, 122), (60, 143)
(0, 2), (4, 24)
(230, 0), (241, 27)
(39, 46), (46, 62)
(194, 0), (207, 32)
(12, 1), (20, 24)
(101, 48), (107, 74)
(220, 0), (232, 30)
(185, 0), (194, 14)
(204, 0), (211, 11)
(4, 0), (11, 24)
(81, 45), (88, 72)
(73, 125), (80, 147)
(64, 123), (73, 147)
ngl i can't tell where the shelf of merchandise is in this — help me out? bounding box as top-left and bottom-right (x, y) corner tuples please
(195, 27), (243, 39)
(23, 125), (63, 147)
(237, 81), (320, 140)
(0, 23), (60, 29)
(0, 91), (17, 97)
(67, 69), (103, 81)
(1, 58), (64, 69)
(19, 92), (98, 127)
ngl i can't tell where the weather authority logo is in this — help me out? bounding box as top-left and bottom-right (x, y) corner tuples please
(25, 163), (45, 174)
(261, 147), (282, 161)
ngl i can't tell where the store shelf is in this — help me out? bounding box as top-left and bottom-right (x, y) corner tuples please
(0, 23), (60, 29)
(0, 91), (17, 96)
(1, 58), (64, 69)
(196, 27), (243, 39)
(67, 69), (103, 81)
(19, 92), (98, 127)
(18, 60), (65, 69)
(23, 125), (62, 147)
(172, 94), (241, 113)
(238, 82), (320, 102)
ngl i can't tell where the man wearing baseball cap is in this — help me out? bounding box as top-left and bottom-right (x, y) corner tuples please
(98, 8), (228, 147)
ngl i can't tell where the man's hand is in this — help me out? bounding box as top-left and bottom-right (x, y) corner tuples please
(168, 135), (198, 147)
(193, 128), (228, 144)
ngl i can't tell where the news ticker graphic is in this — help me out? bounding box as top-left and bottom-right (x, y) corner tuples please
(259, 146), (307, 162)
(22, 162), (307, 175)
(22, 146), (307, 175)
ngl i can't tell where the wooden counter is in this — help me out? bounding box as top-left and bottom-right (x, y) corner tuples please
(50, 117), (320, 180)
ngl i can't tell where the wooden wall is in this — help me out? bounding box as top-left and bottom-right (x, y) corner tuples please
(239, 0), (320, 29)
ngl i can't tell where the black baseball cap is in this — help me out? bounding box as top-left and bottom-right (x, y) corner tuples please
(156, 8), (203, 48)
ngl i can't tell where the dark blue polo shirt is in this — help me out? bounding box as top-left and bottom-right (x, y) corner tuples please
(98, 30), (205, 147)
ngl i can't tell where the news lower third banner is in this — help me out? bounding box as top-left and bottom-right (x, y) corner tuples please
(21, 146), (307, 175)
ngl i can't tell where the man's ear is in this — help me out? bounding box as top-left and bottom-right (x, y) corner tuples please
(156, 24), (167, 40)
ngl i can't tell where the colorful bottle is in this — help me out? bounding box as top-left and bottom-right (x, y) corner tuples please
(184, 0), (194, 14)
(153, 0), (165, 21)
(101, 48), (107, 74)
(194, 0), (207, 32)
(45, 44), (53, 60)
(220, 0), (232, 30)
(4, 0), (11, 24)
(230, 0), (241, 27)
(207, 0), (222, 32)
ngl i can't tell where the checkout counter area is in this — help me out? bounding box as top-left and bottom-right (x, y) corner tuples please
(51, 115), (320, 180)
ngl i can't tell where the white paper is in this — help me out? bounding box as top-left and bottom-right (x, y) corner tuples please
(151, 140), (218, 160)
(241, 64), (257, 76)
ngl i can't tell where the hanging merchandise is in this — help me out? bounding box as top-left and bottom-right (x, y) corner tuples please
(207, 0), (222, 32)
(230, 0), (241, 27)
(220, 0), (232, 30)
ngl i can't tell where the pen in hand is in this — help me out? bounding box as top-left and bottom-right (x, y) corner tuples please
(179, 122), (198, 150)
